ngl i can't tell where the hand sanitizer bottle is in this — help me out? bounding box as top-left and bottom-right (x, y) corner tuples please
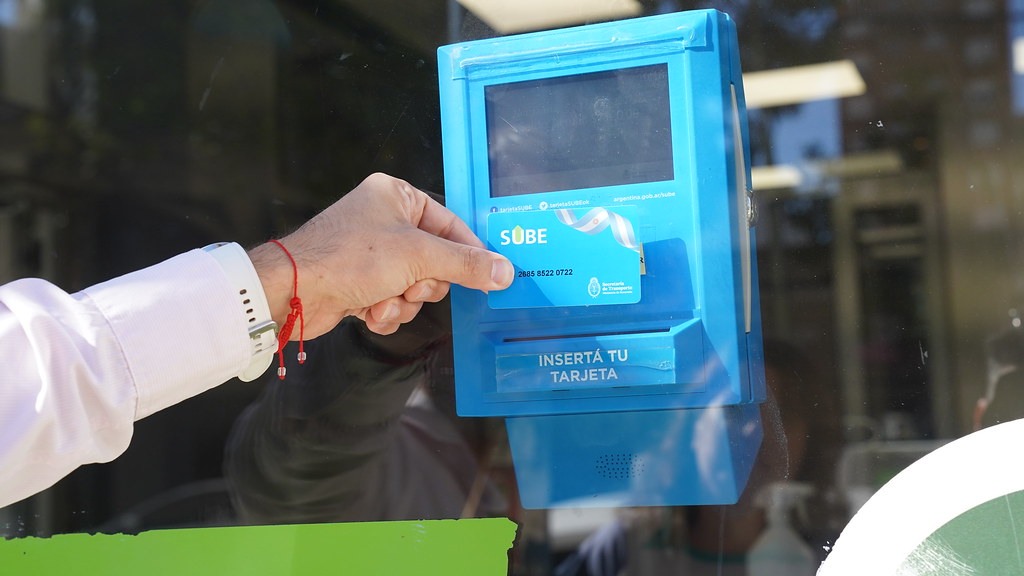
(747, 482), (818, 576)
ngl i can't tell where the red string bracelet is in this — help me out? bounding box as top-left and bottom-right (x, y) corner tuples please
(269, 239), (306, 379)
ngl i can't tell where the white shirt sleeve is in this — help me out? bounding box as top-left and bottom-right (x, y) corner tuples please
(0, 249), (254, 508)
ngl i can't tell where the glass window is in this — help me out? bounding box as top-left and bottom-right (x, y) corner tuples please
(2, 1), (1023, 574)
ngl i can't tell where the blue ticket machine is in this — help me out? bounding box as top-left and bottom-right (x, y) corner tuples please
(439, 9), (766, 508)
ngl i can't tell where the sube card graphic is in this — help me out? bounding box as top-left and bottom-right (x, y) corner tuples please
(486, 206), (642, 308)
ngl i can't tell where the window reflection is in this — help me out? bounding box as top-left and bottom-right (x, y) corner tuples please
(2, 0), (1024, 573)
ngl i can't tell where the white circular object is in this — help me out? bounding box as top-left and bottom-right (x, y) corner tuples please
(819, 418), (1024, 574)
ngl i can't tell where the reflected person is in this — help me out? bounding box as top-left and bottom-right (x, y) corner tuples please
(975, 323), (1024, 430)
(555, 339), (843, 576)
(225, 291), (507, 523)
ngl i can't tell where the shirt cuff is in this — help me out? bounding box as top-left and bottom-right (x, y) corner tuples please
(202, 242), (278, 381)
(83, 249), (253, 420)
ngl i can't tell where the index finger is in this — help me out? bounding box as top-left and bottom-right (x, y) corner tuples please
(415, 192), (485, 249)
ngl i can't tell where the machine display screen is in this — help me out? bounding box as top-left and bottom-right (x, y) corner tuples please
(485, 63), (674, 197)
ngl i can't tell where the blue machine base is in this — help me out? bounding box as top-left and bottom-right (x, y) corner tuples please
(506, 403), (763, 509)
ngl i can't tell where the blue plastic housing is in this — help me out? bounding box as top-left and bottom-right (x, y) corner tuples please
(438, 10), (766, 508)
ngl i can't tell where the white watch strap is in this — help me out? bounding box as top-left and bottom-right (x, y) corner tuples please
(203, 242), (278, 381)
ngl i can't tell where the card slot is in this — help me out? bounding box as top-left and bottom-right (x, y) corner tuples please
(503, 328), (670, 344)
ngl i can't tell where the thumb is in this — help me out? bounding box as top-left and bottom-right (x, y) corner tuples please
(420, 233), (514, 292)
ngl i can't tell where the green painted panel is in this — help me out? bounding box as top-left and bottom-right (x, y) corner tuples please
(0, 518), (517, 575)
(899, 490), (1024, 574)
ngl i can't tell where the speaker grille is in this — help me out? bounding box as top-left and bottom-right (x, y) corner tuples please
(594, 453), (646, 480)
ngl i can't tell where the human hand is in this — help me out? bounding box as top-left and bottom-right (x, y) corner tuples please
(249, 173), (512, 337)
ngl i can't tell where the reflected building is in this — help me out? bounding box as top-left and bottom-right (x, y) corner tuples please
(833, 0), (1015, 440)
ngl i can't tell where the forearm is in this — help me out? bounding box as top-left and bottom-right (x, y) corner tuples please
(0, 250), (251, 507)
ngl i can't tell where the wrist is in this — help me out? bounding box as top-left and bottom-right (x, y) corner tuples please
(248, 241), (296, 330)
